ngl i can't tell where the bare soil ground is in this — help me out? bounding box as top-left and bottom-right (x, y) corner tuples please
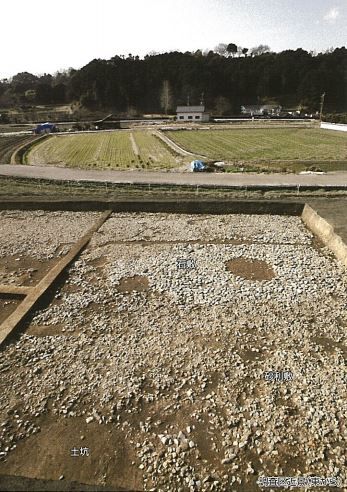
(0, 210), (101, 288)
(117, 275), (150, 293)
(0, 255), (60, 287)
(0, 297), (22, 324)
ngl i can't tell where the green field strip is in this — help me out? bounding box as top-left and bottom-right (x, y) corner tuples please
(167, 128), (347, 163)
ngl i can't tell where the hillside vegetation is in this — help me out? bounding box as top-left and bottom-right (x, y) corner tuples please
(1, 47), (346, 118)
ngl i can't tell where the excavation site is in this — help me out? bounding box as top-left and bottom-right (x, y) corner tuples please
(0, 206), (346, 492)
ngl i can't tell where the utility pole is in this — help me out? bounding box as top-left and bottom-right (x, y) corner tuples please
(320, 92), (326, 121)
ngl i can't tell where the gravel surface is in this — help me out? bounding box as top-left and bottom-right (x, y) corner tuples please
(0, 213), (346, 491)
(0, 210), (101, 286)
(95, 213), (312, 245)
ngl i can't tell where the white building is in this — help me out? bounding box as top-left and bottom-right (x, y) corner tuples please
(176, 105), (210, 122)
(241, 105), (282, 116)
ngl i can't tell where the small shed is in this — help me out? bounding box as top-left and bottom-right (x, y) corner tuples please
(176, 105), (210, 122)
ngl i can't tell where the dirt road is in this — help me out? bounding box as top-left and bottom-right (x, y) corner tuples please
(0, 165), (347, 189)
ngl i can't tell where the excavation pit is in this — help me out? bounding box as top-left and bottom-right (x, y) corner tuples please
(225, 257), (276, 281)
(117, 275), (150, 293)
(0, 207), (346, 492)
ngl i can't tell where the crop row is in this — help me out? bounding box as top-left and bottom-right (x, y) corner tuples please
(0, 135), (37, 164)
(132, 132), (177, 169)
(27, 131), (180, 169)
(166, 129), (347, 162)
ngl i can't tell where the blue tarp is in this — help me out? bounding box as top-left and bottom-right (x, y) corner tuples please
(191, 160), (206, 171)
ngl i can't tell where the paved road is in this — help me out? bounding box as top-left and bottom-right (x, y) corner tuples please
(1, 165), (347, 188)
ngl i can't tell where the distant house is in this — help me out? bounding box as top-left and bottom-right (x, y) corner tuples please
(34, 122), (57, 134)
(285, 109), (302, 116)
(241, 105), (282, 116)
(176, 105), (210, 122)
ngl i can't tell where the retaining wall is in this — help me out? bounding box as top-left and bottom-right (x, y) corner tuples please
(302, 204), (347, 267)
(0, 200), (304, 215)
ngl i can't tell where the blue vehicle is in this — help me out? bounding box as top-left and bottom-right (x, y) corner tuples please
(33, 122), (57, 135)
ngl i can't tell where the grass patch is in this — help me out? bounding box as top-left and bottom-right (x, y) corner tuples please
(1, 176), (346, 201)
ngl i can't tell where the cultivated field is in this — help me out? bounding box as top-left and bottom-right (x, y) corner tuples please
(0, 211), (346, 491)
(166, 128), (347, 172)
(0, 124), (33, 134)
(26, 131), (180, 170)
(0, 135), (38, 164)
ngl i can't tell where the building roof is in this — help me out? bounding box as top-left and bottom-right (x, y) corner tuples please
(176, 105), (206, 113)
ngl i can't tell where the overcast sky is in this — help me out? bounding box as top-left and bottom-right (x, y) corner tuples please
(1, 0), (346, 79)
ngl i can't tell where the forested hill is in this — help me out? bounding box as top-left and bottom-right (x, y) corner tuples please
(1, 47), (346, 115)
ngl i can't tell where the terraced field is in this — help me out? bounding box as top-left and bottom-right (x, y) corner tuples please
(26, 131), (180, 170)
(0, 124), (33, 134)
(0, 135), (38, 164)
(166, 128), (347, 172)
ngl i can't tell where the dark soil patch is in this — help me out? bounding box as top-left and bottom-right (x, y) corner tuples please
(0, 255), (59, 287)
(225, 258), (275, 281)
(0, 414), (142, 491)
(26, 323), (68, 337)
(239, 347), (268, 362)
(0, 296), (22, 324)
(117, 275), (149, 293)
(89, 257), (107, 268)
(59, 282), (81, 294)
(311, 336), (347, 357)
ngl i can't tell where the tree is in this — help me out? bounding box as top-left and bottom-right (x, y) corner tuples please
(250, 45), (271, 57)
(35, 84), (53, 104)
(11, 72), (38, 93)
(0, 111), (10, 123)
(160, 80), (173, 114)
(214, 96), (232, 115)
(25, 89), (36, 101)
(214, 43), (228, 56)
(52, 84), (66, 104)
(297, 70), (324, 111)
(226, 43), (238, 58)
(2, 45), (346, 116)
